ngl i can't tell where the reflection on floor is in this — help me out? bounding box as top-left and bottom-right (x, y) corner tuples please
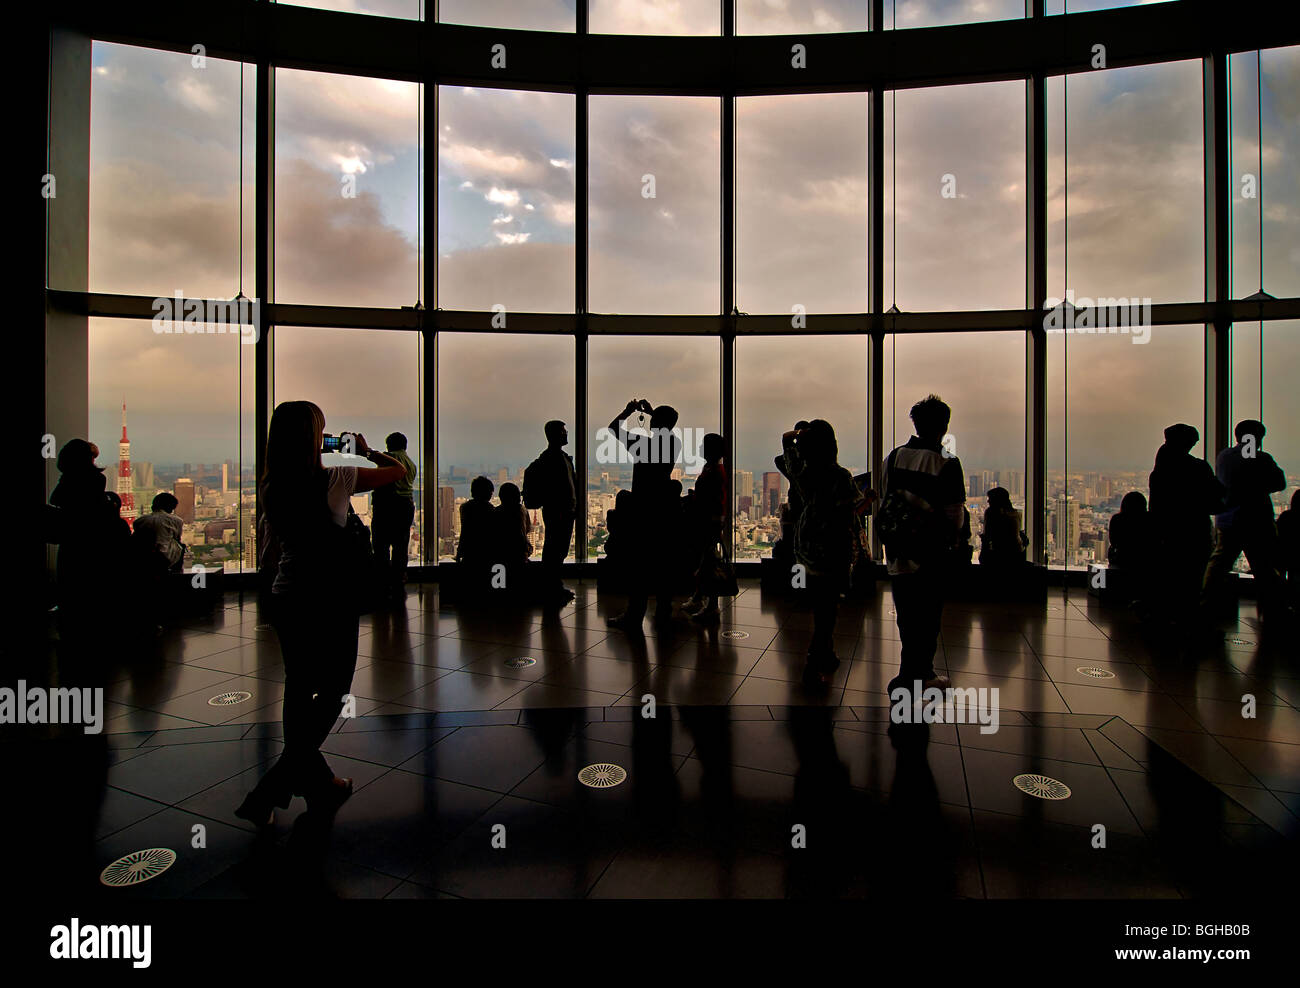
(20, 579), (1300, 898)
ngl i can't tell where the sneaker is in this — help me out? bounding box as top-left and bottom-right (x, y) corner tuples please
(886, 672), (950, 694)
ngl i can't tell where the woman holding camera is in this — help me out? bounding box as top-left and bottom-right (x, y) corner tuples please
(236, 401), (407, 826)
(781, 420), (868, 688)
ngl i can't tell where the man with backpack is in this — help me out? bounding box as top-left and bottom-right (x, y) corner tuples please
(878, 395), (967, 697)
(523, 420), (577, 605)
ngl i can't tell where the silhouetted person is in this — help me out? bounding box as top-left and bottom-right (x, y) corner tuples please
(773, 419), (811, 567)
(1148, 423), (1224, 620)
(979, 486), (1026, 570)
(784, 420), (867, 687)
(492, 481), (532, 592)
(371, 431), (417, 601)
(456, 475), (496, 594)
(1278, 489), (1300, 608)
(236, 403), (407, 827)
(881, 395), (966, 696)
(1200, 419), (1289, 620)
(133, 491), (185, 575)
(131, 492), (184, 634)
(684, 432), (728, 622)
(47, 439), (128, 647)
(1107, 491), (1153, 607)
(606, 398), (682, 631)
(524, 420), (577, 604)
(603, 488), (634, 571)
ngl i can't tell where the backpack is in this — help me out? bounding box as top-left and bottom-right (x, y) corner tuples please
(522, 456), (546, 509)
(875, 488), (951, 565)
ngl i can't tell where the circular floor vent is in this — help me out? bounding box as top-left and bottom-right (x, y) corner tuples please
(100, 848), (177, 887)
(1076, 666), (1116, 679)
(503, 656), (537, 669)
(578, 763), (627, 789)
(720, 630), (750, 640)
(1013, 773), (1072, 800)
(1226, 637), (1255, 646)
(208, 690), (252, 707)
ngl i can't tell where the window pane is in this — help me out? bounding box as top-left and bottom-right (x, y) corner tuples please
(440, 0), (576, 30)
(1048, 60), (1204, 306)
(274, 327), (425, 565)
(884, 332), (1026, 563)
(87, 43), (253, 298)
(438, 87), (575, 312)
(590, 0), (720, 34)
(1230, 46), (1300, 301)
(737, 93), (867, 314)
(588, 336), (720, 557)
(589, 96), (720, 314)
(1231, 319), (1300, 569)
(436, 333), (575, 561)
(278, 0), (421, 18)
(734, 336), (867, 560)
(89, 317), (256, 573)
(885, 0), (1023, 29)
(275, 69), (422, 306)
(885, 81), (1025, 311)
(1047, 324), (1203, 569)
(739, 0), (867, 33)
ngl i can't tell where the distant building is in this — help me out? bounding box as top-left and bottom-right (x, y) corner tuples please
(762, 472), (782, 517)
(175, 477), (196, 523)
(438, 486), (456, 540)
(1052, 494), (1080, 564)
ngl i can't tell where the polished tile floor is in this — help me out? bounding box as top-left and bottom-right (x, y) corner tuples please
(22, 578), (1300, 897)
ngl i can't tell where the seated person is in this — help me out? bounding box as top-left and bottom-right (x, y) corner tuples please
(979, 487), (1027, 568)
(604, 489), (633, 565)
(132, 492), (185, 575)
(1108, 491), (1154, 605)
(1278, 489), (1300, 606)
(492, 482), (533, 572)
(456, 476), (496, 592)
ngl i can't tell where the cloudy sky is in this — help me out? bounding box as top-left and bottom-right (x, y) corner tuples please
(82, 14), (1298, 496)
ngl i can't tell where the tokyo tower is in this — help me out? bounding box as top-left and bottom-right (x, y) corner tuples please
(118, 400), (136, 529)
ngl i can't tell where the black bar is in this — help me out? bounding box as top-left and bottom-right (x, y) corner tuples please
(574, 84), (589, 562)
(54, 0), (1300, 93)
(254, 51), (272, 526)
(1204, 51), (1233, 461)
(1026, 70), (1048, 567)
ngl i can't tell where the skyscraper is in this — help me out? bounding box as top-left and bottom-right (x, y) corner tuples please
(175, 478), (196, 524)
(762, 472), (782, 517)
(1052, 494), (1080, 564)
(438, 486), (456, 540)
(733, 469), (754, 511)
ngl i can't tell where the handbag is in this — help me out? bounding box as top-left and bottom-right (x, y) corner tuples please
(698, 545), (739, 598)
(333, 504), (376, 612)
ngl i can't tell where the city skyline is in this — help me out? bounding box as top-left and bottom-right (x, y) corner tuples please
(79, 31), (1299, 574)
